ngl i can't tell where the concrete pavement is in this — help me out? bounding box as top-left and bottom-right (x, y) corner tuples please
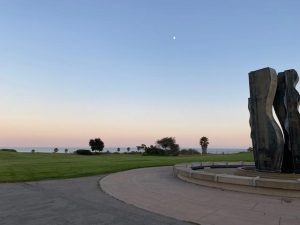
(0, 175), (192, 225)
(100, 166), (300, 225)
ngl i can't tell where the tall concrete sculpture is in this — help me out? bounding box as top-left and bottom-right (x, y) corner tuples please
(248, 67), (284, 172)
(282, 70), (300, 173)
(249, 67), (300, 173)
(273, 72), (293, 172)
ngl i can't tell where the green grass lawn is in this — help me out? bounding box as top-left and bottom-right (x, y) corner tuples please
(0, 151), (253, 182)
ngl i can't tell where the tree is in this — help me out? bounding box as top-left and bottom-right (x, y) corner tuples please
(137, 144), (146, 151)
(136, 144), (147, 153)
(156, 137), (179, 155)
(89, 138), (105, 152)
(247, 147), (253, 152)
(53, 148), (59, 153)
(127, 147), (130, 152)
(65, 148), (68, 153)
(117, 147), (120, 153)
(199, 137), (209, 154)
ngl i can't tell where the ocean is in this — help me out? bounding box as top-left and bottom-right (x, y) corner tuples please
(0, 146), (247, 154)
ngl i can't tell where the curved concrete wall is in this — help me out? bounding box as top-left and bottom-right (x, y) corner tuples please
(174, 162), (300, 198)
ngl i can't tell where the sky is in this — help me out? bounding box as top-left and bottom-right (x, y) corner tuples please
(1, 0), (300, 148)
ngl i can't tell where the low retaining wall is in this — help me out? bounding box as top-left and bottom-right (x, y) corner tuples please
(174, 162), (300, 198)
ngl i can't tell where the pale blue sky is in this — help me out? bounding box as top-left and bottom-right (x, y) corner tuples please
(1, 0), (300, 148)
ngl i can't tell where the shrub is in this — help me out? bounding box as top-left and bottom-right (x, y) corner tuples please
(128, 151), (141, 154)
(180, 148), (200, 155)
(0, 149), (17, 152)
(143, 145), (166, 156)
(75, 149), (92, 155)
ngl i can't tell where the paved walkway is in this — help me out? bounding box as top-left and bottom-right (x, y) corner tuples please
(0, 175), (191, 225)
(100, 166), (300, 225)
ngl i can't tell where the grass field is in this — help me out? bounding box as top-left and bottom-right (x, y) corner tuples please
(0, 152), (253, 182)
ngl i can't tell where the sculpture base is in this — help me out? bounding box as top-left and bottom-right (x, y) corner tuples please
(174, 162), (300, 198)
(236, 166), (300, 178)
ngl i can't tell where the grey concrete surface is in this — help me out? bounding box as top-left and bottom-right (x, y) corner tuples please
(0, 175), (192, 225)
(101, 166), (300, 225)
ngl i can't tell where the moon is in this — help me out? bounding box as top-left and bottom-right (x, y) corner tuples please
(173, 36), (176, 40)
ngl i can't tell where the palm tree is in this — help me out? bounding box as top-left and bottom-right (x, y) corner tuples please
(199, 137), (209, 154)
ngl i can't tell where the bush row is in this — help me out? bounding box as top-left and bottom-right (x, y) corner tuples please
(0, 149), (17, 152)
(75, 149), (92, 155)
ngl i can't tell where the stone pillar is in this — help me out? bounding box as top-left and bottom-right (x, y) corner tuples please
(248, 67), (284, 172)
(283, 70), (300, 173)
(274, 72), (294, 173)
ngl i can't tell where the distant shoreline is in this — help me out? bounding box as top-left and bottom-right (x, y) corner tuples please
(0, 147), (247, 154)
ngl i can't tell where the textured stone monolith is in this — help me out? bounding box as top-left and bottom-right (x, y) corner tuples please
(248, 67), (284, 172)
(283, 70), (300, 173)
(274, 72), (294, 173)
